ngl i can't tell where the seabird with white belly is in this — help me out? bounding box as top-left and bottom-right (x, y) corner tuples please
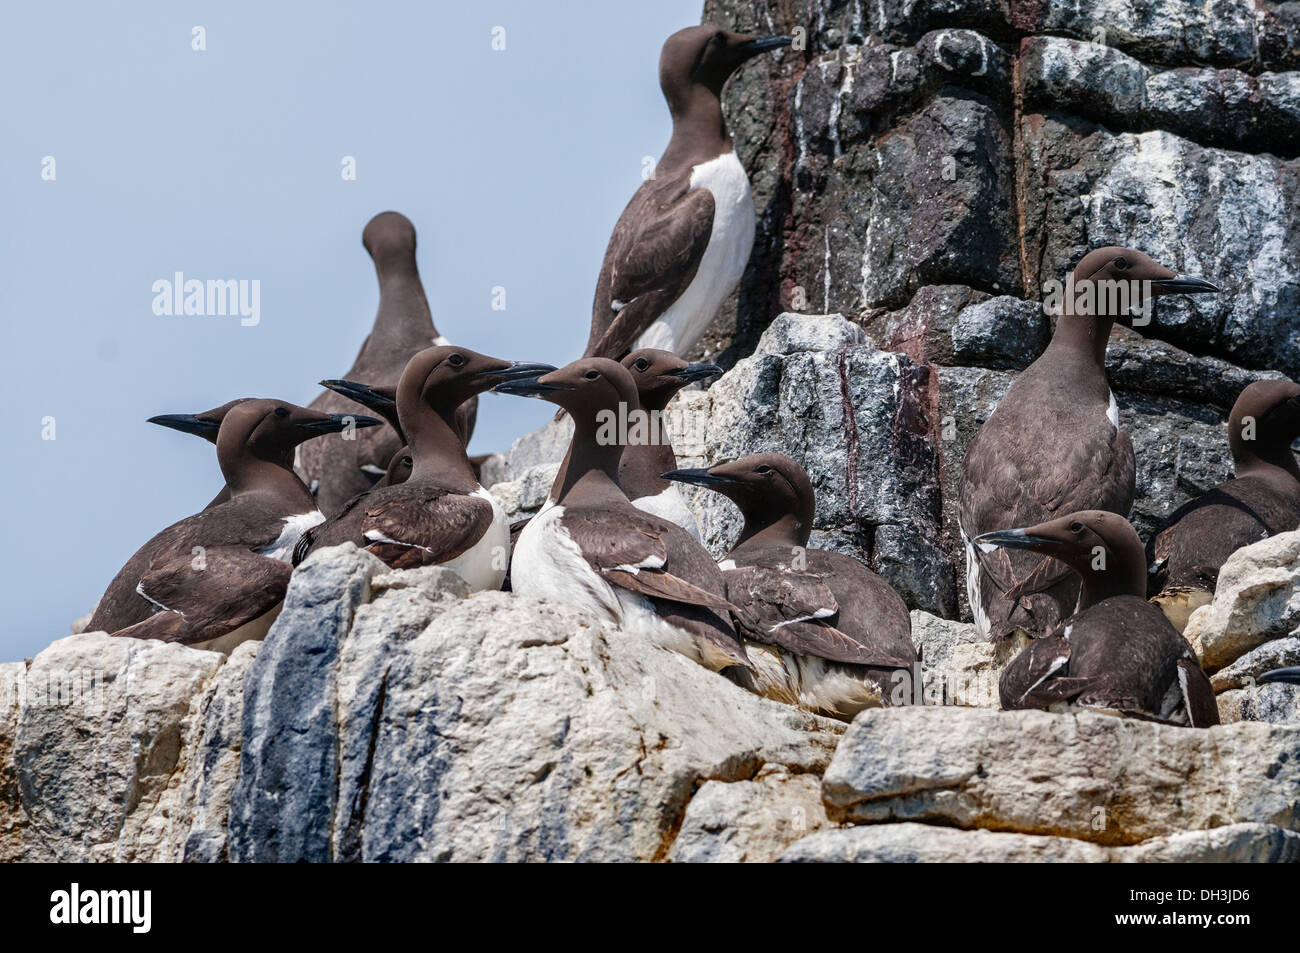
(975, 510), (1219, 726)
(618, 348), (721, 538)
(959, 247), (1220, 640)
(90, 400), (381, 649)
(665, 453), (915, 719)
(294, 346), (552, 590)
(1148, 380), (1300, 630)
(584, 26), (791, 360)
(298, 211), (476, 515)
(499, 358), (750, 672)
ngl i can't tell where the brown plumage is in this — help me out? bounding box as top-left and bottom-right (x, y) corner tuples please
(977, 510), (1218, 727)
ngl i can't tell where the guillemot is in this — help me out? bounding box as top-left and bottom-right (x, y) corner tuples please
(90, 400), (381, 648)
(148, 398), (259, 509)
(959, 246), (1220, 640)
(297, 211), (476, 515)
(665, 453), (914, 719)
(294, 346), (551, 590)
(618, 348), (721, 539)
(584, 26), (792, 360)
(499, 358), (750, 672)
(1148, 380), (1300, 630)
(975, 510), (1219, 727)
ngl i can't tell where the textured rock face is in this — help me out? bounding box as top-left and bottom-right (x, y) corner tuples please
(695, 0), (1300, 622)
(822, 707), (1300, 846)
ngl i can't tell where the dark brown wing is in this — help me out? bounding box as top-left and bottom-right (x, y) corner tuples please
(998, 632), (1074, 710)
(296, 484), (493, 570)
(585, 182), (715, 359)
(112, 547), (291, 645)
(1177, 657), (1221, 727)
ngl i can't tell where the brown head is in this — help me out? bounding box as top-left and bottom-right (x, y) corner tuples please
(621, 349), (722, 411)
(659, 26), (791, 121)
(494, 356), (640, 426)
(361, 211), (418, 271)
(973, 510), (1146, 611)
(664, 452), (815, 551)
(213, 399), (380, 497)
(1065, 246), (1219, 315)
(396, 345), (555, 422)
(1228, 380), (1300, 477)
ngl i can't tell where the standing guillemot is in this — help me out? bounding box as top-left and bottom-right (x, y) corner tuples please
(297, 211), (476, 515)
(976, 511), (1219, 726)
(584, 26), (792, 360)
(90, 400), (381, 648)
(619, 348), (722, 538)
(1148, 380), (1300, 630)
(665, 454), (914, 719)
(294, 346), (552, 589)
(959, 246), (1220, 640)
(500, 358), (750, 672)
(148, 398), (259, 510)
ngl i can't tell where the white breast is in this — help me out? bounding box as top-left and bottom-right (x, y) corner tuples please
(261, 510), (326, 563)
(631, 486), (702, 541)
(635, 151), (755, 356)
(436, 487), (510, 592)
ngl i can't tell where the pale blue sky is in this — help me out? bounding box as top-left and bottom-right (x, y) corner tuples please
(0, 0), (703, 660)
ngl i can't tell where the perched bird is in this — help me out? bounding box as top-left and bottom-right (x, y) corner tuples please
(294, 346), (551, 590)
(959, 247), (1220, 640)
(619, 348), (722, 538)
(500, 358), (750, 672)
(665, 453), (914, 719)
(89, 400), (381, 649)
(975, 510), (1219, 727)
(297, 211), (476, 515)
(1148, 380), (1300, 629)
(584, 26), (792, 360)
(148, 399), (260, 510)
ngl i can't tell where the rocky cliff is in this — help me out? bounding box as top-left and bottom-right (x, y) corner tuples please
(5, 0), (1300, 863)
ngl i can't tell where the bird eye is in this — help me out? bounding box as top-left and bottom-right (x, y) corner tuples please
(1069, 521), (1084, 533)
(584, 370), (600, 380)
(1113, 256), (1128, 269)
(402, 456), (412, 466)
(448, 353), (466, 368)
(633, 358), (650, 371)
(756, 465), (772, 474)
(274, 407), (290, 419)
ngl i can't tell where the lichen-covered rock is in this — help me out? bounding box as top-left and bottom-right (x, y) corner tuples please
(822, 707), (1300, 845)
(779, 821), (1300, 863)
(1185, 530), (1300, 671)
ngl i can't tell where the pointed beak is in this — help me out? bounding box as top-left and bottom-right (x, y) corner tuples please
(488, 361), (559, 383)
(668, 362), (725, 385)
(300, 413), (382, 434)
(147, 413), (220, 438)
(491, 365), (570, 397)
(1259, 666), (1300, 686)
(1150, 275), (1221, 295)
(738, 35), (794, 55)
(320, 379), (395, 413)
(971, 528), (1059, 552)
(661, 467), (735, 488)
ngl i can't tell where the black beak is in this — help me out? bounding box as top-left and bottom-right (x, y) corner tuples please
(738, 35), (794, 55)
(320, 379), (395, 413)
(971, 529), (1059, 552)
(1151, 275), (1220, 295)
(301, 413), (382, 434)
(487, 361), (559, 383)
(492, 366), (570, 397)
(1259, 666), (1300, 686)
(668, 362), (725, 386)
(147, 413), (220, 438)
(661, 467), (736, 488)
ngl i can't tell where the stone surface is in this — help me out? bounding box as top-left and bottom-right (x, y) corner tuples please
(1185, 530), (1300, 671)
(823, 707), (1300, 845)
(779, 821), (1300, 863)
(667, 763), (829, 863)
